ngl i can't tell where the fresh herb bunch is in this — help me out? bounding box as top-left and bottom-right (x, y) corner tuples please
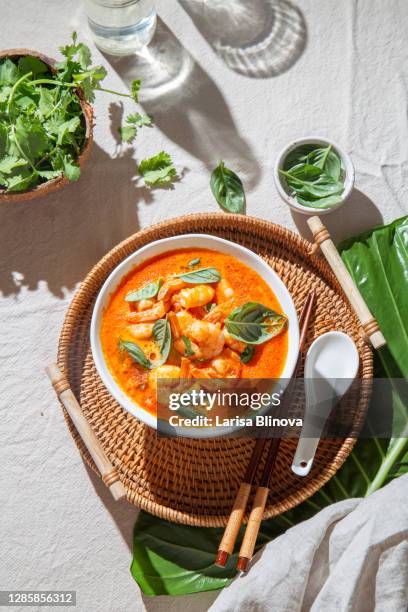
(0, 32), (140, 193)
(279, 144), (345, 209)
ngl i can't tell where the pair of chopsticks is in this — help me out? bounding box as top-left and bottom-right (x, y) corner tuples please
(215, 289), (316, 572)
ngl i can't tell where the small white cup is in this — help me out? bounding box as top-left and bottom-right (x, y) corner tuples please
(274, 136), (355, 216)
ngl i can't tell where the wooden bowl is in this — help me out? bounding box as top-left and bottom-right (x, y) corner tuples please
(0, 49), (94, 203)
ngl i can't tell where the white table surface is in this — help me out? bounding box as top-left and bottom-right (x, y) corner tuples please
(1, 1), (407, 611)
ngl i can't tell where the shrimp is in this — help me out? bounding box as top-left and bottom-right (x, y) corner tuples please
(216, 279), (234, 302)
(158, 277), (186, 301)
(128, 323), (154, 339)
(190, 349), (242, 379)
(189, 320), (224, 356)
(127, 300), (169, 323)
(148, 364), (181, 391)
(223, 328), (246, 352)
(137, 299), (155, 311)
(210, 349), (242, 377)
(168, 310), (195, 339)
(172, 285), (215, 309)
(203, 299), (235, 324)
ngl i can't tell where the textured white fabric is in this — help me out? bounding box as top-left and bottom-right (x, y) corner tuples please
(210, 476), (408, 612)
(1, 1), (408, 611)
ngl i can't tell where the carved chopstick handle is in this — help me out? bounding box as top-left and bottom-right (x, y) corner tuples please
(236, 486), (270, 572)
(215, 482), (252, 566)
(308, 216), (386, 350)
(46, 363), (127, 501)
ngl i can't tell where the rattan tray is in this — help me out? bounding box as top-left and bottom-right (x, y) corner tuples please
(57, 213), (372, 526)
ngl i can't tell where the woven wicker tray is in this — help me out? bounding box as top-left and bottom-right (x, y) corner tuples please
(57, 213), (373, 527)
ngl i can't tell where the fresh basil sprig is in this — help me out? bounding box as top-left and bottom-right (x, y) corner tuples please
(210, 160), (245, 214)
(118, 338), (152, 369)
(125, 277), (163, 302)
(279, 144), (344, 209)
(225, 302), (287, 344)
(153, 318), (172, 365)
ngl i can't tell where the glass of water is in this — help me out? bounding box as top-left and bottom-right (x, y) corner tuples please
(84, 0), (157, 56)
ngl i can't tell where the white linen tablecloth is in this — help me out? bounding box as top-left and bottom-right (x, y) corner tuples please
(1, 1), (407, 611)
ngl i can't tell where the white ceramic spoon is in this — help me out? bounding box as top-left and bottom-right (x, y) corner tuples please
(292, 331), (359, 477)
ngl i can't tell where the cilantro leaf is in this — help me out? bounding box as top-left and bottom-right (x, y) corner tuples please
(0, 156), (27, 174)
(14, 116), (49, 163)
(138, 151), (177, 187)
(0, 59), (19, 84)
(118, 113), (153, 143)
(126, 112), (152, 127)
(63, 156), (81, 181)
(18, 56), (49, 76)
(118, 125), (137, 143)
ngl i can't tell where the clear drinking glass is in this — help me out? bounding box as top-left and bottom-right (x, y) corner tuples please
(84, 0), (157, 56)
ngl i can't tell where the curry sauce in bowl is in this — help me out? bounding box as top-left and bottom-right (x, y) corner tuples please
(91, 235), (299, 431)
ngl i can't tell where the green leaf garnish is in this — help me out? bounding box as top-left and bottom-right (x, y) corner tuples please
(125, 277), (163, 302)
(118, 112), (153, 143)
(240, 345), (255, 364)
(181, 335), (195, 357)
(138, 151), (177, 187)
(118, 338), (152, 370)
(225, 302), (287, 344)
(280, 144), (344, 209)
(176, 267), (221, 284)
(153, 318), (172, 365)
(188, 258), (201, 268)
(210, 160), (245, 214)
(204, 302), (216, 312)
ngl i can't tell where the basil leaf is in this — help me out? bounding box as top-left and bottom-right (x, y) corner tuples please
(307, 145), (342, 180)
(225, 302), (287, 344)
(125, 277), (163, 302)
(118, 338), (152, 370)
(188, 258), (201, 268)
(153, 319), (172, 365)
(176, 267), (221, 284)
(240, 345), (255, 364)
(210, 160), (245, 214)
(181, 335), (195, 356)
(295, 193), (343, 209)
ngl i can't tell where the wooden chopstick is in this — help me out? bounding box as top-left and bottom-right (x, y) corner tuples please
(215, 290), (316, 567)
(46, 363), (127, 501)
(236, 290), (316, 572)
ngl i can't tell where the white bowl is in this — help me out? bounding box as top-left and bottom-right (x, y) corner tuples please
(274, 136), (355, 216)
(90, 234), (300, 433)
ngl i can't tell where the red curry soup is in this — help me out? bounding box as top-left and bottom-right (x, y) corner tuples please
(100, 248), (288, 415)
